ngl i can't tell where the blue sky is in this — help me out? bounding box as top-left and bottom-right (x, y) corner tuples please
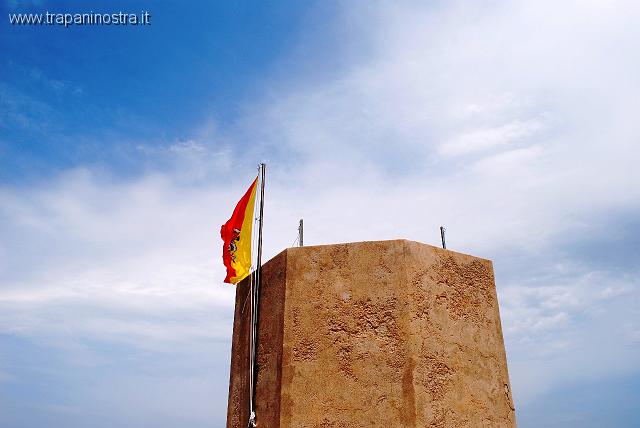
(1, 0), (323, 181)
(1, 1), (639, 427)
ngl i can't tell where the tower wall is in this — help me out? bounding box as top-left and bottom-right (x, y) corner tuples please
(227, 240), (516, 427)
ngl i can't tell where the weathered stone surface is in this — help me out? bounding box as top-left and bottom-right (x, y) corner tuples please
(227, 240), (516, 427)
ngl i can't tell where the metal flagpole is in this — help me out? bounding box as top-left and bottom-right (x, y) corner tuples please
(248, 163), (266, 428)
(247, 270), (256, 427)
(256, 163), (266, 313)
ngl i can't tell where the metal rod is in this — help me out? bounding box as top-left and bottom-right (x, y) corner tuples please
(298, 219), (303, 247)
(440, 226), (446, 249)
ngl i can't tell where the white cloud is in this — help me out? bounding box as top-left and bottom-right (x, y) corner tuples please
(0, 170), (237, 345)
(439, 119), (544, 157)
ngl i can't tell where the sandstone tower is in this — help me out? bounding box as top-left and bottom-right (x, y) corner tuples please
(226, 240), (516, 427)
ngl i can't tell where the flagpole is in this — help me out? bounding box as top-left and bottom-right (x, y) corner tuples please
(256, 163), (265, 297)
(248, 163), (265, 427)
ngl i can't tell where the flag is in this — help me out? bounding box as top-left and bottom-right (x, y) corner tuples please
(220, 177), (258, 284)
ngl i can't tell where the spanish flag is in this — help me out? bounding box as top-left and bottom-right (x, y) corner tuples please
(220, 177), (258, 284)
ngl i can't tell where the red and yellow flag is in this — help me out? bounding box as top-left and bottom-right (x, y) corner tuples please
(220, 177), (258, 284)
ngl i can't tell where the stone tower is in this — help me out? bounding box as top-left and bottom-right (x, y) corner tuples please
(226, 240), (516, 427)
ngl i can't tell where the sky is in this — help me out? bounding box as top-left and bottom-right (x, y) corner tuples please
(1, 0), (639, 427)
